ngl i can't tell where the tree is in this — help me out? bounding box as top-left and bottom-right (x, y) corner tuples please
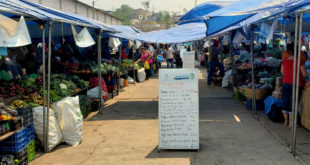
(141, 0), (151, 11)
(111, 4), (135, 25)
(183, 8), (188, 14)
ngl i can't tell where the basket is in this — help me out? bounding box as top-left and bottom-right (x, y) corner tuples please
(245, 88), (269, 100)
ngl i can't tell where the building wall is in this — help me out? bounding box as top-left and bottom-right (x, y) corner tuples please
(27, 0), (123, 25)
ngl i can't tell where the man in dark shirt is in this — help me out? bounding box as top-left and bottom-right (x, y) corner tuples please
(207, 40), (224, 86)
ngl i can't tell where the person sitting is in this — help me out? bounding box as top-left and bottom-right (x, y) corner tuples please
(237, 45), (251, 63)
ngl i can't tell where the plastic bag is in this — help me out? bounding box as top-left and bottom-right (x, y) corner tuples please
(128, 76), (135, 84)
(137, 68), (146, 83)
(33, 106), (63, 151)
(144, 61), (150, 70)
(222, 70), (232, 88)
(53, 96), (83, 146)
(87, 87), (107, 99)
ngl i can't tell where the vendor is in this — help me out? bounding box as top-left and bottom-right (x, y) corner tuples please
(281, 43), (308, 127)
(236, 44), (250, 63)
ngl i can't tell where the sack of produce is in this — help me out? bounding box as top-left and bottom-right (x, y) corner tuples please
(137, 68), (146, 83)
(53, 96), (83, 146)
(33, 106), (63, 151)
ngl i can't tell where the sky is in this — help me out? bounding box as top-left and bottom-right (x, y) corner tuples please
(79, 0), (237, 13)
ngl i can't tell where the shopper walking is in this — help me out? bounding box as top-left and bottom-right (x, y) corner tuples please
(136, 47), (152, 79)
(165, 45), (174, 68)
(207, 40), (224, 87)
(281, 43), (308, 127)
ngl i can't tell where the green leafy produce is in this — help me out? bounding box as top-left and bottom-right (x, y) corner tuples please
(79, 95), (91, 118)
(0, 70), (12, 81)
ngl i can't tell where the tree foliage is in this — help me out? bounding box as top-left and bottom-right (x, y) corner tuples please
(111, 4), (135, 25)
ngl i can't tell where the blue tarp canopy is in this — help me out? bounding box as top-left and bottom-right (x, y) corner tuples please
(205, 0), (310, 36)
(0, 0), (115, 32)
(178, 2), (222, 25)
(110, 22), (207, 44)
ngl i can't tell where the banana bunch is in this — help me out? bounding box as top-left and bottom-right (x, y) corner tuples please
(9, 100), (28, 109)
(23, 93), (44, 105)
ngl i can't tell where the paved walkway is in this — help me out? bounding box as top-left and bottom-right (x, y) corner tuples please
(30, 68), (302, 165)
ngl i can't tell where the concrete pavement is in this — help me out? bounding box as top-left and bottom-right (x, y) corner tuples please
(30, 68), (302, 165)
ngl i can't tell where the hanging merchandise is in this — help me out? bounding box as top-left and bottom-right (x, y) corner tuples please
(266, 20), (277, 43)
(71, 25), (95, 48)
(259, 23), (271, 43)
(109, 38), (121, 49)
(233, 31), (245, 45)
(134, 40), (142, 49)
(128, 40), (134, 48)
(0, 15), (31, 47)
(0, 47), (7, 56)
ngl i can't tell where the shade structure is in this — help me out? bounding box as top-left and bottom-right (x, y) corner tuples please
(205, 0), (310, 36)
(0, 0), (115, 31)
(178, 2), (223, 25)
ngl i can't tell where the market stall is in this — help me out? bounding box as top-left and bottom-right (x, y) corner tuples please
(0, 1), (119, 164)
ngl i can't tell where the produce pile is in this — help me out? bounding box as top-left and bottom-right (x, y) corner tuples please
(79, 95), (91, 118)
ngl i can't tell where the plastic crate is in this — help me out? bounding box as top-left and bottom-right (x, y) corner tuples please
(27, 140), (35, 162)
(25, 125), (34, 143)
(0, 127), (29, 152)
(17, 107), (33, 127)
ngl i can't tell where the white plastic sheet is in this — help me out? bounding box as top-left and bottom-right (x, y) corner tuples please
(71, 25), (95, 48)
(0, 15), (31, 47)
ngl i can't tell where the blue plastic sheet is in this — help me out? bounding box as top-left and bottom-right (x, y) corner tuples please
(178, 3), (221, 25)
(205, 0), (310, 36)
(264, 96), (283, 115)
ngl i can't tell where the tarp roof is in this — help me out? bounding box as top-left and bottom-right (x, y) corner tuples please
(205, 0), (310, 36)
(0, 0), (115, 32)
(178, 3), (221, 25)
(109, 23), (207, 44)
(178, 1), (235, 25)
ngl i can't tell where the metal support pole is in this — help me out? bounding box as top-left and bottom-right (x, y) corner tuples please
(250, 27), (257, 118)
(97, 31), (103, 114)
(292, 13), (303, 156)
(133, 44), (136, 85)
(230, 33), (235, 89)
(92, 1), (95, 19)
(45, 21), (52, 152)
(291, 13), (299, 153)
(75, 0), (77, 14)
(42, 24), (47, 153)
(118, 40), (122, 94)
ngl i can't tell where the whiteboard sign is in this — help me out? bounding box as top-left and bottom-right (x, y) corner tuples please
(158, 69), (199, 150)
(180, 48), (187, 59)
(183, 51), (195, 68)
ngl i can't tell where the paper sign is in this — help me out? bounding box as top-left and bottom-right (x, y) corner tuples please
(158, 69), (199, 150)
(183, 51), (195, 68)
(180, 48), (187, 60)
